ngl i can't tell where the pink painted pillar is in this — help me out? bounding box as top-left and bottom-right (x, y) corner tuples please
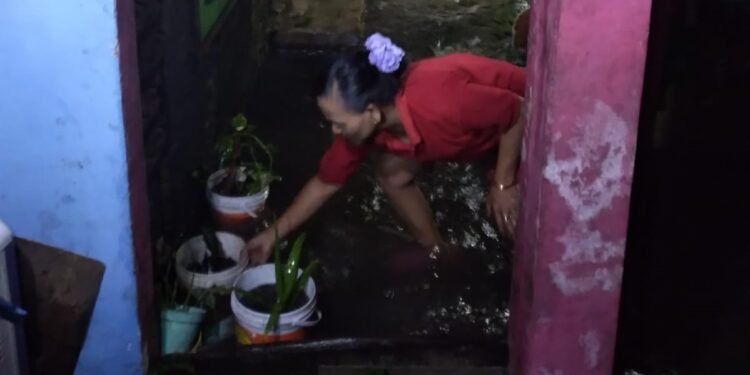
(509, 1), (652, 374)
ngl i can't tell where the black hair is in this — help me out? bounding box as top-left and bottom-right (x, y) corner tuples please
(316, 50), (408, 113)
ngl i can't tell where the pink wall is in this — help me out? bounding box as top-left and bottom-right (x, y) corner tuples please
(509, 0), (652, 374)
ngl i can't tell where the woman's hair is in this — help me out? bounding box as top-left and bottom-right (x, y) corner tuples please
(316, 39), (408, 113)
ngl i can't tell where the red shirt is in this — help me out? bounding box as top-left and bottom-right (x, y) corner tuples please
(317, 53), (526, 185)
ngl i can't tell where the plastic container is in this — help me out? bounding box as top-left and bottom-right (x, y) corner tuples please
(207, 169), (268, 234)
(161, 307), (206, 354)
(230, 265), (321, 345)
(175, 232), (248, 289)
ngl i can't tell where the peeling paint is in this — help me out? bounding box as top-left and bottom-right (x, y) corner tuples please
(579, 330), (602, 369)
(557, 225), (624, 264)
(549, 225), (625, 295)
(543, 101), (630, 295)
(543, 101), (631, 222)
(550, 262), (623, 295)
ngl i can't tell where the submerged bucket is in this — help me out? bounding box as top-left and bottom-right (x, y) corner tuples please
(175, 231), (249, 289)
(207, 169), (269, 234)
(161, 307), (206, 354)
(230, 265), (321, 345)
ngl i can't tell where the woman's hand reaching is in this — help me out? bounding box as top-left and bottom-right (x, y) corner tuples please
(487, 183), (520, 239)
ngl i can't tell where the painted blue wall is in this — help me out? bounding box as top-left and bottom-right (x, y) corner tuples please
(0, 1), (142, 374)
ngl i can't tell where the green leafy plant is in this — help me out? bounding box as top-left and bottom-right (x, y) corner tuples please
(214, 113), (280, 196)
(267, 232), (319, 334)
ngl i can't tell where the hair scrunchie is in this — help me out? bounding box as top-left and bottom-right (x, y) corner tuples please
(365, 33), (405, 74)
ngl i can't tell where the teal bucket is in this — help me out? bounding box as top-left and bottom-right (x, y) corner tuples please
(161, 307), (206, 354)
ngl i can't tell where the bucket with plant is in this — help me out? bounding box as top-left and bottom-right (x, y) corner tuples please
(207, 113), (280, 234)
(230, 233), (321, 344)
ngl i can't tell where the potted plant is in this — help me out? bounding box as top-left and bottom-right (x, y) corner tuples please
(175, 228), (249, 290)
(207, 113), (280, 234)
(230, 233), (322, 345)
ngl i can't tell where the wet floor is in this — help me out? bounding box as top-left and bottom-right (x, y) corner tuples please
(246, 49), (513, 342)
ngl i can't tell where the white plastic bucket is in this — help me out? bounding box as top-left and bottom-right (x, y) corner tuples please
(207, 169), (269, 217)
(230, 265), (321, 344)
(175, 232), (249, 289)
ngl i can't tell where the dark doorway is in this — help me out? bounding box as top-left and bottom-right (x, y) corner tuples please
(617, 0), (750, 373)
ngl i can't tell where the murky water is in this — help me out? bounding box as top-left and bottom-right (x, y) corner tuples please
(248, 50), (512, 342)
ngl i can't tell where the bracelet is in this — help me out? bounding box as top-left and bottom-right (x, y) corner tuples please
(496, 180), (517, 191)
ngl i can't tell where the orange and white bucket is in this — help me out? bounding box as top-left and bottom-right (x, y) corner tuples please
(207, 169), (269, 234)
(230, 265), (321, 345)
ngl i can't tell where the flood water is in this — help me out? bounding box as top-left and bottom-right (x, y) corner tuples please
(247, 49), (513, 342)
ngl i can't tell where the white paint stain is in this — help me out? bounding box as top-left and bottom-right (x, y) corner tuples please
(579, 330), (602, 369)
(543, 101), (631, 295)
(550, 261), (624, 295)
(543, 101), (631, 222)
(557, 225), (624, 263)
(550, 225), (625, 295)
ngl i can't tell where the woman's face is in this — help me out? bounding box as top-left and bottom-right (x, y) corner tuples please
(317, 87), (381, 145)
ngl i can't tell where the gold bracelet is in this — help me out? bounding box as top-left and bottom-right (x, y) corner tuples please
(496, 180), (517, 191)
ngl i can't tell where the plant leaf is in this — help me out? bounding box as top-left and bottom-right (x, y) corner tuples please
(273, 227), (285, 302)
(284, 233), (306, 294)
(201, 228), (226, 260)
(231, 113), (248, 131)
(290, 259), (319, 306)
(264, 303), (282, 335)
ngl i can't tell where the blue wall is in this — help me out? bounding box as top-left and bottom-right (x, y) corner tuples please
(0, 1), (142, 374)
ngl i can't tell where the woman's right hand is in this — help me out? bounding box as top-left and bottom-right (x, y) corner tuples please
(244, 229), (277, 265)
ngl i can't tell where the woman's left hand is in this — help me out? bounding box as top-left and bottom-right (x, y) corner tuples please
(486, 184), (520, 239)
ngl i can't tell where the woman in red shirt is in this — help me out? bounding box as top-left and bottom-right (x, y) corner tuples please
(246, 33), (525, 264)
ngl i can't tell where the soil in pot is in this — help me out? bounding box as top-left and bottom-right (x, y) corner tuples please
(239, 284), (309, 313)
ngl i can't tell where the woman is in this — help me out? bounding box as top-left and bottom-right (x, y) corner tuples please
(246, 33), (525, 265)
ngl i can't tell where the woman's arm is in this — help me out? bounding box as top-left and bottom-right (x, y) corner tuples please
(488, 103), (525, 238)
(494, 105), (524, 187)
(245, 176), (340, 264)
(274, 176), (340, 238)
(454, 78), (525, 237)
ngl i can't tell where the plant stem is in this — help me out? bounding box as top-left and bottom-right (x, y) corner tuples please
(182, 273), (195, 308)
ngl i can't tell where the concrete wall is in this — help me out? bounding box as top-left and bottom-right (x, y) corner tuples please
(0, 1), (143, 374)
(271, 0), (527, 62)
(273, 0), (364, 34)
